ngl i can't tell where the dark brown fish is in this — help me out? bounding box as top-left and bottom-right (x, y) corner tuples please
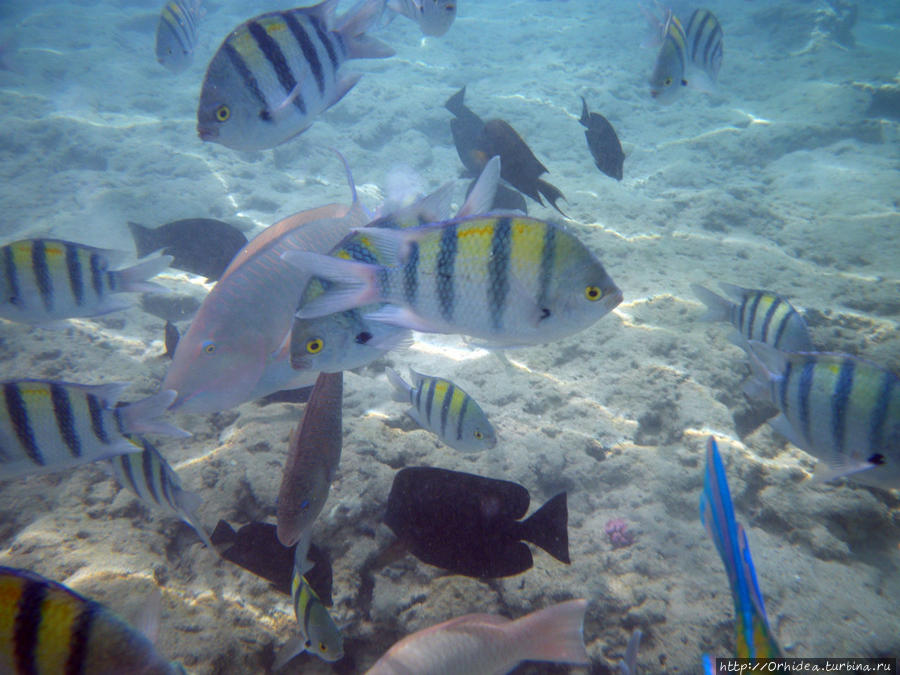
(164, 320), (180, 358)
(384, 466), (569, 578)
(580, 97), (624, 181)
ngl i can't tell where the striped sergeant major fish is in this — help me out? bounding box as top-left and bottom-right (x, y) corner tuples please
(386, 367), (496, 452)
(290, 156), (500, 376)
(197, 0), (394, 151)
(108, 436), (212, 548)
(649, 8), (723, 103)
(692, 282), (813, 352)
(286, 214), (623, 348)
(0, 239), (172, 327)
(0, 380), (187, 481)
(386, 0), (457, 37)
(700, 437), (781, 659)
(273, 544), (343, 669)
(155, 0), (203, 73)
(744, 342), (900, 490)
(0, 566), (186, 674)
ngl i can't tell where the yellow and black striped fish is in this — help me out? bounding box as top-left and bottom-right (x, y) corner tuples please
(0, 566), (185, 674)
(0, 238), (171, 326)
(386, 367), (496, 452)
(745, 343), (900, 490)
(692, 282), (813, 352)
(197, 0), (393, 151)
(155, 0), (202, 73)
(649, 8), (722, 102)
(0, 380), (187, 480)
(288, 215), (623, 348)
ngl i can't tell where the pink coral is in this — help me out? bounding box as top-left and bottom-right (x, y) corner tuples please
(605, 518), (635, 549)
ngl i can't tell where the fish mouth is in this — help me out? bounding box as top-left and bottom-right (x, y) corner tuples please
(605, 287), (624, 311)
(197, 125), (218, 141)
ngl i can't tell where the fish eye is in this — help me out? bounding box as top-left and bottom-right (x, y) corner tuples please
(202, 340), (216, 354)
(585, 286), (603, 301)
(664, 76), (673, 86)
(306, 338), (323, 354)
(474, 430), (483, 440)
(215, 105), (230, 122)
(319, 642), (328, 652)
(355, 331), (373, 345)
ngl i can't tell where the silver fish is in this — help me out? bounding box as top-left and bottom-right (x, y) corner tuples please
(155, 0), (202, 73)
(0, 239), (171, 327)
(108, 436), (212, 547)
(744, 342), (900, 490)
(386, 0), (456, 37)
(692, 282), (813, 352)
(364, 599), (589, 675)
(197, 0), (394, 151)
(386, 367), (496, 452)
(276, 371), (343, 547)
(649, 8), (722, 102)
(0, 381), (187, 480)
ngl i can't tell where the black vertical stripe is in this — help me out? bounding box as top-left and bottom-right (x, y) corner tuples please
(536, 224), (556, 311)
(701, 20), (722, 69)
(414, 377), (423, 410)
(487, 219), (511, 332)
(222, 42), (272, 114)
(65, 600), (97, 675)
(13, 577), (46, 675)
(5, 383), (42, 466)
(300, 583), (315, 639)
(87, 394), (109, 443)
(439, 383), (454, 438)
(745, 293), (763, 341)
(64, 244), (84, 307)
(798, 361), (815, 444)
(120, 453), (141, 497)
(283, 12), (325, 94)
(105, 271), (117, 292)
(759, 297), (781, 345)
(89, 254), (104, 299)
(779, 360), (792, 413)
(772, 308), (796, 350)
(455, 393), (469, 442)
(831, 359), (855, 455)
(142, 445), (161, 505)
(31, 240), (53, 312)
(403, 242), (419, 307)
(51, 383), (81, 458)
(424, 377), (437, 427)
(436, 224), (457, 322)
(868, 371), (895, 453)
(4, 245), (20, 308)
(159, 456), (176, 510)
(311, 16), (339, 70)
(113, 406), (126, 436)
(247, 21), (306, 114)
(737, 295), (748, 335)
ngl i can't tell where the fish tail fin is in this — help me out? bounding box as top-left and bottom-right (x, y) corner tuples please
(119, 390), (190, 438)
(126, 221), (160, 259)
(522, 492), (570, 563)
(338, 0), (395, 59)
(283, 251), (380, 318)
(511, 599), (589, 666)
(445, 86), (467, 116)
(691, 283), (734, 322)
(174, 488), (214, 548)
(536, 179), (567, 216)
(385, 367), (412, 403)
(619, 628), (642, 675)
(113, 254), (173, 294)
(579, 96), (590, 127)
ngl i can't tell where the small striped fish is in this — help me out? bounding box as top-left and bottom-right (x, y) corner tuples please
(0, 566), (186, 674)
(386, 0), (457, 37)
(108, 436), (212, 547)
(692, 282), (813, 352)
(0, 380), (187, 480)
(287, 215), (622, 347)
(197, 0), (394, 151)
(0, 239), (171, 326)
(386, 367), (496, 452)
(701, 437), (781, 661)
(273, 545), (343, 669)
(744, 342), (900, 490)
(649, 8), (723, 102)
(155, 0), (202, 73)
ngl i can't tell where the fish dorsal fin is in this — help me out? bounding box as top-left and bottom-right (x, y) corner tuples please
(457, 155), (500, 218)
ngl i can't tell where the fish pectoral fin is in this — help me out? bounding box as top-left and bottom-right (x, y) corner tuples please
(767, 413), (808, 451)
(365, 305), (445, 333)
(273, 635), (308, 671)
(329, 73), (362, 107)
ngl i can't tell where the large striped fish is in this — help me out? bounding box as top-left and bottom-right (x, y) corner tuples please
(744, 342), (900, 490)
(0, 566), (186, 674)
(286, 215), (622, 347)
(197, 0), (394, 151)
(155, 0), (203, 73)
(386, 367), (496, 452)
(692, 282), (813, 352)
(108, 436), (212, 548)
(290, 157), (499, 375)
(0, 239), (171, 327)
(649, 8), (723, 103)
(162, 158), (367, 413)
(0, 380), (187, 480)
(700, 437), (781, 659)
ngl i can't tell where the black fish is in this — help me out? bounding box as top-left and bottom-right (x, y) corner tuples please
(127, 218), (247, 281)
(256, 386), (314, 406)
(580, 97), (624, 181)
(445, 87), (567, 215)
(164, 320), (179, 358)
(384, 466), (569, 578)
(210, 520), (333, 605)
